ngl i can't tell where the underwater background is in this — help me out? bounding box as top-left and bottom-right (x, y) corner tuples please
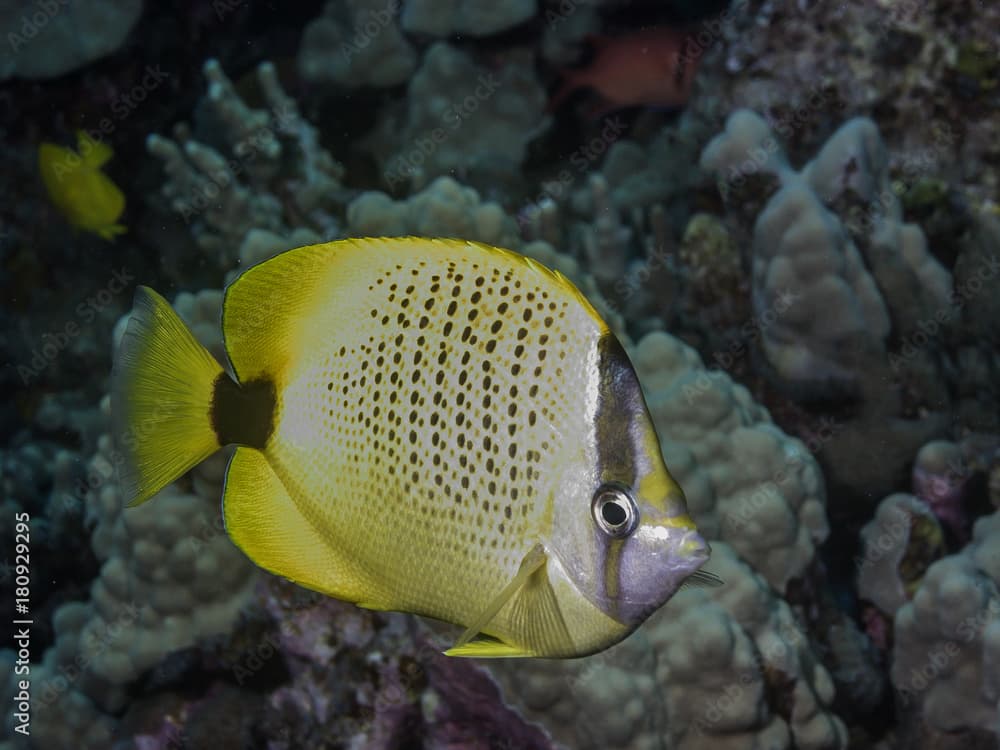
(1, 0), (999, 748)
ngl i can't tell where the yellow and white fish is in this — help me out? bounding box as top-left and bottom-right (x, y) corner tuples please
(38, 130), (126, 241)
(112, 237), (715, 658)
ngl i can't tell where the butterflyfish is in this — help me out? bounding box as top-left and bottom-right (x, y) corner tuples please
(112, 237), (716, 658)
(39, 130), (126, 241)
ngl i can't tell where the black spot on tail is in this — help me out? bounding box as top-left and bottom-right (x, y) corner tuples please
(211, 374), (276, 449)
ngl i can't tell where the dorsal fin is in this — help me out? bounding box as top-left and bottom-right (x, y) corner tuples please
(222, 237), (609, 386)
(222, 241), (343, 384)
(77, 130), (113, 168)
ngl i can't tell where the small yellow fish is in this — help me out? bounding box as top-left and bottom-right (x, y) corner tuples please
(112, 237), (715, 658)
(38, 130), (126, 241)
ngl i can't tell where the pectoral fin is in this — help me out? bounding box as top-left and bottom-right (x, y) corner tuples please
(445, 544), (572, 659)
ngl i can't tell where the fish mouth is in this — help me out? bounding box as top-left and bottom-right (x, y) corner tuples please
(640, 529), (711, 592)
(679, 530), (711, 567)
(611, 528), (712, 624)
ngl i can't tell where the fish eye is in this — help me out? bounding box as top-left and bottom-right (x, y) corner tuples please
(591, 483), (638, 538)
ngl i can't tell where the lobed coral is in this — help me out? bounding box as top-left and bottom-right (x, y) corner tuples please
(298, 0), (417, 88)
(857, 493), (946, 621)
(700, 109), (956, 394)
(366, 41), (550, 193)
(400, 0), (536, 37)
(700, 108), (966, 509)
(568, 109), (709, 218)
(891, 510), (1000, 743)
(0, 0), (142, 80)
(147, 59), (345, 280)
(347, 175), (520, 248)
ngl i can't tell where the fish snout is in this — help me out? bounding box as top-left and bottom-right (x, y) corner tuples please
(679, 530), (711, 566)
(611, 523), (711, 625)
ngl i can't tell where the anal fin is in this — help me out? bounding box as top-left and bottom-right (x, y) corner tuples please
(223, 447), (369, 603)
(446, 636), (535, 658)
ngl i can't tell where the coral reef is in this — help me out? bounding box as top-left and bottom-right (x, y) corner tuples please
(575, 173), (630, 287)
(568, 110), (708, 218)
(677, 212), (741, 310)
(81, 434), (254, 689)
(700, 109), (955, 395)
(400, 0), (535, 37)
(249, 578), (554, 750)
(912, 440), (971, 539)
(857, 493), (946, 622)
(518, 179), (679, 340)
(0, 0), (142, 80)
(298, 0), (417, 88)
(538, 0), (599, 67)
(754, 180), (889, 389)
(5, 2), (1000, 749)
(855, 430), (998, 667)
(347, 175), (519, 248)
(891, 511), (1000, 744)
(700, 108), (965, 507)
(953, 212), (1000, 347)
(146, 59), (345, 282)
(715, 0), (1000, 213)
(366, 42), (550, 192)
(805, 118), (953, 340)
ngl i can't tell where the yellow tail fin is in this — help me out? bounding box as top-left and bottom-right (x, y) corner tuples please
(112, 286), (225, 506)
